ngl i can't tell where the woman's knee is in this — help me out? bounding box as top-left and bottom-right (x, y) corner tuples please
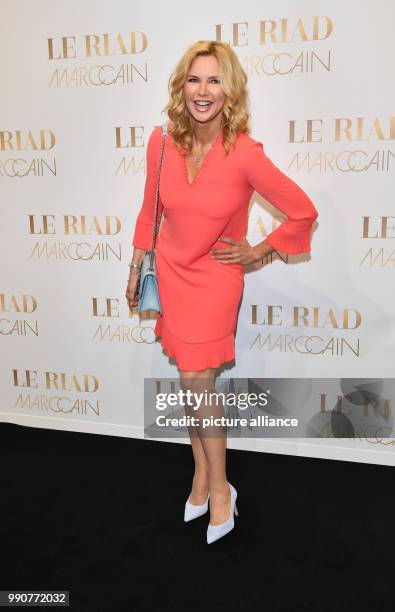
(179, 368), (216, 392)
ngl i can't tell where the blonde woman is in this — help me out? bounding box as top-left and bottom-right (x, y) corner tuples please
(126, 40), (318, 544)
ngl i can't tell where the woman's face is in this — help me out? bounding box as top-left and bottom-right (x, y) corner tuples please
(183, 55), (226, 125)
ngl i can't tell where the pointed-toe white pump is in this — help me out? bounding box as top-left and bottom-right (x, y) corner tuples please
(206, 483), (238, 544)
(184, 492), (210, 522)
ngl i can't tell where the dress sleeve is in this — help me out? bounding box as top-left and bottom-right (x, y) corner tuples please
(242, 140), (318, 254)
(131, 126), (164, 250)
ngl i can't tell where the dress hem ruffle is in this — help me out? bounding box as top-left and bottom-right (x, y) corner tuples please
(154, 315), (235, 371)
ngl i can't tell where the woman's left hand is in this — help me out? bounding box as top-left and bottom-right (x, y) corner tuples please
(210, 236), (262, 265)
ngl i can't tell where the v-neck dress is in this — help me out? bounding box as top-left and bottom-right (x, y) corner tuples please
(132, 126), (318, 370)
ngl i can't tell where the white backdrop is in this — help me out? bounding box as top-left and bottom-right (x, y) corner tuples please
(1, 0), (394, 465)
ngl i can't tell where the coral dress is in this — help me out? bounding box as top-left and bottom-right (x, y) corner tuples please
(132, 126), (318, 371)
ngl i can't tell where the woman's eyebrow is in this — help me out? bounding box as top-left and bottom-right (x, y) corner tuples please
(187, 74), (219, 78)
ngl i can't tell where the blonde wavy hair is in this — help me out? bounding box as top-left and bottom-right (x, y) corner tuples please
(163, 40), (250, 155)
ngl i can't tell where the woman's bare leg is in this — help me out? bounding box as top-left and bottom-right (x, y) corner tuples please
(181, 368), (210, 505)
(180, 367), (231, 525)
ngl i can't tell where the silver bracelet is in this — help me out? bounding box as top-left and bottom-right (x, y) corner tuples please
(129, 262), (142, 269)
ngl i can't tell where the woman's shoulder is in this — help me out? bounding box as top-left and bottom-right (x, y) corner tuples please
(147, 124), (164, 144)
(145, 124), (169, 160)
(234, 131), (262, 149)
(232, 131), (264, 159)
(147, 120), (175, 146)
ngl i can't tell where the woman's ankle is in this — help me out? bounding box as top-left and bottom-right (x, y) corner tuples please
(208, 480), (230, 496)
(192, 472), (209, 491)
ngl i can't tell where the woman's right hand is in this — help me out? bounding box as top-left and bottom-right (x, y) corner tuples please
(126, 271), (141, 309)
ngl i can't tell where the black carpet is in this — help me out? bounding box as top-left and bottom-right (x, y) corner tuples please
(0, 422), (393, 611)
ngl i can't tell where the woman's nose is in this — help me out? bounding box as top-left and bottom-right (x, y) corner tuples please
(197, 80), (208, 95)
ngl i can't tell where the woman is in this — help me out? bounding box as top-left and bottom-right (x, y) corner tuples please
(126, 40), (318, 544)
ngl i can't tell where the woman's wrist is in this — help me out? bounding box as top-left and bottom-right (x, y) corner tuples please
(129, 267), (141, 275)
(252, 241), (274, 262)
(128, 267), (141, 279)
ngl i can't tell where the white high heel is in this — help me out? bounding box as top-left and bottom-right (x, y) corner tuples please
(184, 492), (210, 522)
(206, 482), (238, 544)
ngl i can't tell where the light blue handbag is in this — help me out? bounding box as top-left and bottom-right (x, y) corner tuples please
(138, 121), (168, 315)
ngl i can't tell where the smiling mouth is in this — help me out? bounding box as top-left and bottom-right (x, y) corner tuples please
(193, 100), (213, 112)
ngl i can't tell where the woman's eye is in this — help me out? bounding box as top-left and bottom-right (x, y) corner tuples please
(187, 78), (220, 83)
